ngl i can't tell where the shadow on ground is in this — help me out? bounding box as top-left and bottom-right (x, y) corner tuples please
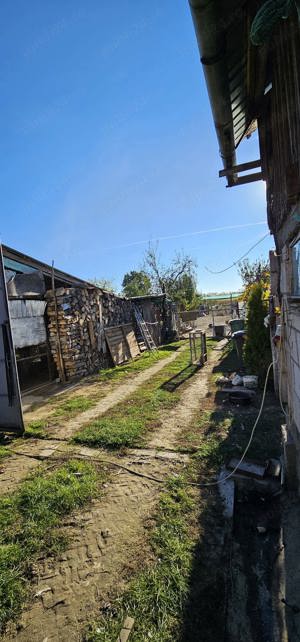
(160, 364), (200, 392)
(178, 342), (288, 642)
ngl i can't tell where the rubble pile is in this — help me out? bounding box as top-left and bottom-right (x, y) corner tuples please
(46, 287), (132, 379)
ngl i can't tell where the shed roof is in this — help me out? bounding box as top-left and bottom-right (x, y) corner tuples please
(189, 0), (267, 185)
(2, 244), (101, 291)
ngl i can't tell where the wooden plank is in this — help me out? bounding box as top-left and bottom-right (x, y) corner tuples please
(228, 458), (266, 479)
(122, 325), (140, 359)
(104, 326), (131, 365)
(227, 172), (263, 186)
(219, 159), (261, 177)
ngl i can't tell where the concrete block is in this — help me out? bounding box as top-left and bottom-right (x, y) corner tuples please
(117, 617), (135, 642)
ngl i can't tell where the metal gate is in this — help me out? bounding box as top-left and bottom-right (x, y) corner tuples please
(189, 330), (207, 366)
(0, 245), (24, 434)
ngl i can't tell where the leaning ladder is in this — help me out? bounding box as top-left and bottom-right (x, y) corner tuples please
(133, 305), (157, 352)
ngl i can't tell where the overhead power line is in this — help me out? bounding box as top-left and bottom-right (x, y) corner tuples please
(204, 232), (270, 274)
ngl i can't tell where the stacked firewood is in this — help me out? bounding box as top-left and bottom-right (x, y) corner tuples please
(45, 287), (133, 380)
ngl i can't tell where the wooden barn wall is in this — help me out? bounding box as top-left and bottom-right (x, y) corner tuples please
(260, 13), (300, 235)
(136, 300), (164, 345)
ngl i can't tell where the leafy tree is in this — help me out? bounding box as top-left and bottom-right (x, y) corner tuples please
(238, 257), (269, 285)
(168, 273), (202, 310)
(122, 271), (152, 297)
(143, 244), (198, 309)
(238, 257), (270, 301)
(243, 282), (272, 384)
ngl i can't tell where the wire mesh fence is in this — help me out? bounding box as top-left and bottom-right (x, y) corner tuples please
(188, 330), (207, 365)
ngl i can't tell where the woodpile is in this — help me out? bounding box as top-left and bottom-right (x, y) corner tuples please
(45, 287), (133, 380)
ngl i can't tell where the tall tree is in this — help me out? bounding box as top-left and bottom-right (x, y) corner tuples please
(122, 271), (152, 297)
(143, 244), (197, 308)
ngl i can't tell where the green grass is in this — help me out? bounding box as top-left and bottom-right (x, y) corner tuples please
(85, 476), (195, 642)
(74, 387), (178, 449)
(74, 417), (143, 449)
(97, 342), (182, 383)
(0, 460), (104, 632)
(25, 342), (183, 436)
(24, 420), (48, 439)
(73, 342), (201, 449)
(52, 395), (95, 417)
(0, 446), (11, 461)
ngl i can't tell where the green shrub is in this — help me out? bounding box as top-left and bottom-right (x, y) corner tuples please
(243, 282), (272, 384)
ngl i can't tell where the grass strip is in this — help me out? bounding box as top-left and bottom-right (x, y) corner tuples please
(24, 342), (183, 436)
(85, 476), (196, 642)
(73, 340), (212, 449)
(0, 460), (104, 632)
(97, 342), (182, 383)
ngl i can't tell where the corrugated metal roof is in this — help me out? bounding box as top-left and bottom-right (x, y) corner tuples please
(189, 0), (262, 181)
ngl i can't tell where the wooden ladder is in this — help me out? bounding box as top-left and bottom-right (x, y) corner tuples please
(133, 305), (157, 352)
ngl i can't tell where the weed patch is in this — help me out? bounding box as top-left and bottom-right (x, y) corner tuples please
(0, 446), (11, 460)
(0, 460), (105, 632)
(52, 395), (95, 417)
(24, 420), (48, 439)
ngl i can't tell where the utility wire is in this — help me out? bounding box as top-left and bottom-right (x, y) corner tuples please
(205, 232), (270, 274)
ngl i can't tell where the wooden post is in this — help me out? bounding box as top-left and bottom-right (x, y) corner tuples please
(51, 261), (66, 383)
(212, 305), (215, 338)
(202, 331), (207, 362)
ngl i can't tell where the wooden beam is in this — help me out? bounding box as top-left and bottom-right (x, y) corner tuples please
(219, 159), (261, 178)
(226, 171), (263, 187)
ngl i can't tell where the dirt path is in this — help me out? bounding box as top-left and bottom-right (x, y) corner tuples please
(4, 450), (184, 642)
(29, 347), (186, 440)
(0, 348), (186, 494)
(2, 342), (227, 642)
(148, 349), (220, 450)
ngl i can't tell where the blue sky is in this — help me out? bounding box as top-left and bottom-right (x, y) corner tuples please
(1, 0), (271, 293)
